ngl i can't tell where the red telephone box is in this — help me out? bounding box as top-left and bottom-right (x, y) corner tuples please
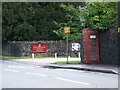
(82, 28), (100, 64)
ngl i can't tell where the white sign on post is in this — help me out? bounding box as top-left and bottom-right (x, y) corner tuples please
(72, 43), (80, 51)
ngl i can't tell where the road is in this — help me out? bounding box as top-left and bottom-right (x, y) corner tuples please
(0, 59), (118, 88)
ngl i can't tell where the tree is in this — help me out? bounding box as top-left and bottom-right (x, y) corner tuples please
(2, 3), (38, 41)
(3, 2), (117, 41)
(2, 2), (67, 41)
(80, 2), (117, 30)
(53, 3), (84, 40)
(54, 2), (117, 40)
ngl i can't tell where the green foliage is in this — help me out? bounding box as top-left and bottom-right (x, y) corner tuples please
(53, 3), (83, 40)
(52, 60), (81, 64)
(2, 2), (117, 41)
(54, 2), (117, 40)
(2, 2), (66, 41)
(80, 2), (117, 30)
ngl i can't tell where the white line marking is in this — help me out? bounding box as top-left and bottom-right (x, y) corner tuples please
(36, 66), (41, 68)
(4, 69), (19, 72)
(8, 66), (34, 69)
(25, 72), (47, 77)
(4, 61), (13, 63)
(56, 69), (85, 72)
(56, 69), (75, 71)
(57, 77), (90, 85)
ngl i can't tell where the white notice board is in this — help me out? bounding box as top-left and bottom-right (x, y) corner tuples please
(72, 43), (80, 51)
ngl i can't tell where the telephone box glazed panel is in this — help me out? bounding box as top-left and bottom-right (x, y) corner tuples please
(82, 28), (100, 64)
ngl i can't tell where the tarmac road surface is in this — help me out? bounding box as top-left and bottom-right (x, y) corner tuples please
(1, 59), (118, 88)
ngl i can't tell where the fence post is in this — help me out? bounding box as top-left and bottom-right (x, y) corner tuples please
(78, 52), (81, 60)
(55, 53), (57, 58)
(32, 53), (35, 59)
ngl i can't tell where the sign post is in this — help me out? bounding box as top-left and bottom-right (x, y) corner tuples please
(118, 1), (120, 32)
(64, 27), (70, 64)
(66, 33), (69, 64)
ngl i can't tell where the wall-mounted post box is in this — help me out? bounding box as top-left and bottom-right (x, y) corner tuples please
(32, 43), (47, 53)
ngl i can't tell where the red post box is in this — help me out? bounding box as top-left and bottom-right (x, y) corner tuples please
(82, 28), (100, 64)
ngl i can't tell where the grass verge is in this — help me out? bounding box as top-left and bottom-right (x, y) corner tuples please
(0, 56), (55, 59)
(1, 56), (74, 59)
(52, 60), (81, 64)
(1, 56), (80, 59)
(0, 56), (31, 59)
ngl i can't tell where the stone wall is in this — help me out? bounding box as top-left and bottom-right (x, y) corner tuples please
(2, 40), (81, 57)
(2, 27), (119, 65)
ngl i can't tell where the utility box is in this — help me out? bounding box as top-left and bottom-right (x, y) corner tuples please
(82, 28), (100, 64)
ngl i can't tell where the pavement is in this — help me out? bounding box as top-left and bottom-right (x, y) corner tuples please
(45, 64), (118, 74)
(2, 57), (119, 74)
